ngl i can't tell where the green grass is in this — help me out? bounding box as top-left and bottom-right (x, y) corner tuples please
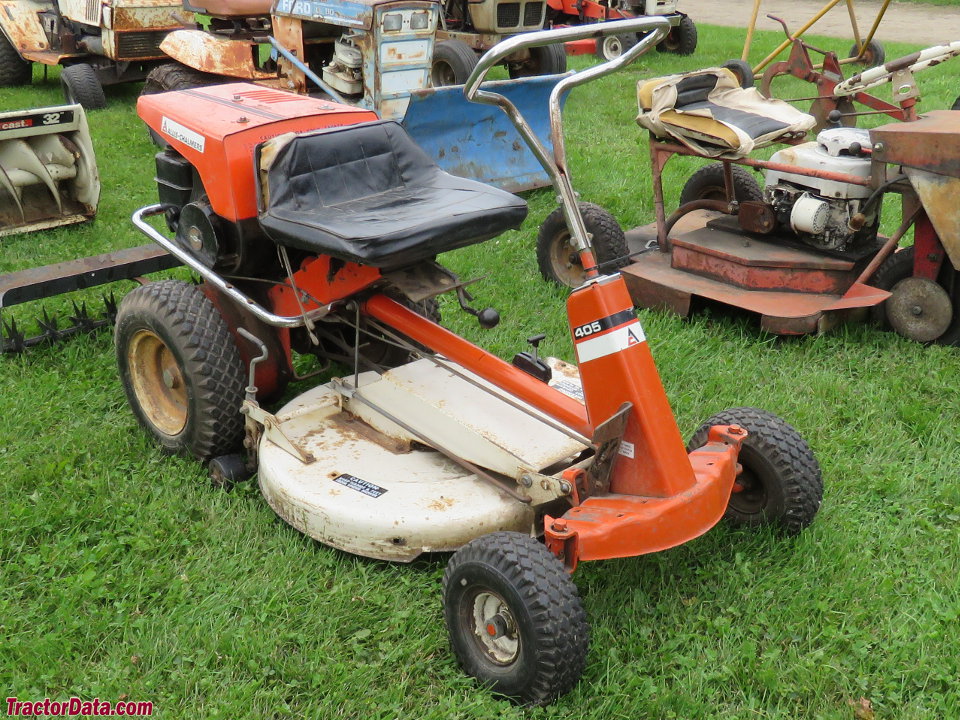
(2, 24), (960, 719)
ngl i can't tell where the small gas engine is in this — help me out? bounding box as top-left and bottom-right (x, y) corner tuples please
(763, 128), (879, 253)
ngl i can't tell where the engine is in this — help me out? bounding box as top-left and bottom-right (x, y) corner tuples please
(322, 34), (364, 96)
(763, 128), (878, 253)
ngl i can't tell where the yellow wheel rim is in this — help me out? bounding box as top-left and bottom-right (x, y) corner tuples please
(127, 329), (188, 437)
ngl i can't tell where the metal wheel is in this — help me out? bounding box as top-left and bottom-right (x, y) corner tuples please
(848, 39), (885, 67)
(116, 280), (246, 459)
(443, 531), (589, 706)
(870, 246), (960, 346)
(126, 329), (189, 436)
(688, 408), (822, 534)
(537, 202), (628, 287)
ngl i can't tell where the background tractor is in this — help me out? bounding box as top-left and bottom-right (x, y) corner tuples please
(0, 0), (188, 109)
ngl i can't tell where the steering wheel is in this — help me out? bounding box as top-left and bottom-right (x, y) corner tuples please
(834, 41), (960, 97)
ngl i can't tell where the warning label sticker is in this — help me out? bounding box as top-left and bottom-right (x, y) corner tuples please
(333, 473), (387, 498)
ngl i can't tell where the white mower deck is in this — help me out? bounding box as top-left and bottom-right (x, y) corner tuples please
(258, 358), (589, 561)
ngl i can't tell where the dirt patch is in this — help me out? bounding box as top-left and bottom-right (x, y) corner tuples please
(685, 0), (960, 47)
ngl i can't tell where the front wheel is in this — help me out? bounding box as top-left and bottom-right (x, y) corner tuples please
(443, 532), (589, 706)
(431, 39), (478, 86)
(115, 280), (247, 459)
(537, 202), (628, 287)
(688, 408), (822, 534)
(61, 63), (106, 110)
(657, 15), (697, 55)
(869, 246), (960, 345)
(508, 44), (567, 78)
(595, 33), (638, 61)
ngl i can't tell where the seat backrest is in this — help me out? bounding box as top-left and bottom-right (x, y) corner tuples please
(257, 121), (441, 214)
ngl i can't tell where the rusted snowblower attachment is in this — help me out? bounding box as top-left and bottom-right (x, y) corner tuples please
(0, 104), (99, 237)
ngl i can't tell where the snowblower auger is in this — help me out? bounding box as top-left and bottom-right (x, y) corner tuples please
(0, 104), (99, 237)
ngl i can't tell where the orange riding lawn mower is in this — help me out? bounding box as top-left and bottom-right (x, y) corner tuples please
(117, 19), (822, 705)
(536, 41), (960, 345)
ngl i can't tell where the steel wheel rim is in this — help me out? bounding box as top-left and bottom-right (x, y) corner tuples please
(549, 230), (585, 287)
(127, 329), (188, 436)
(468, 590), (520, 665)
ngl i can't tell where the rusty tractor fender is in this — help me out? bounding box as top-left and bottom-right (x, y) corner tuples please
(159, 29), (277, 80)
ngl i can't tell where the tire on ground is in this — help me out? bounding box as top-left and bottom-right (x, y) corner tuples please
(687, 407), (822, 534)
(509, 43), (567, 78)
(443, 531), (589, 706)
(679, 162), (763, 205)
(0, 33), (31, 87)
(115, 279), (247, 460)
(657, 15), (697, 55)
(61, 63), (106, 110)
(431, 40), (479, 86)
(537, 202), (628, 287)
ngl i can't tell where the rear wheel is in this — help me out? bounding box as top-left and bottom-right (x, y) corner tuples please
(595, 33), (638, 61)
(61, 63), (106, 110)
(0, 33), (31, 86)
(142, 63), (219, 145)
(688, 408), (822, 534)
(657, 15), (697, 55)
(508, 44), (567, 78)
(537, 202), (628, 287)
(869, 246), (960, 345)
(431, 40), (479, 86)
(115, 280), (246, 459)
(679, 163), (763, 205)
(443, 532), (589, 706)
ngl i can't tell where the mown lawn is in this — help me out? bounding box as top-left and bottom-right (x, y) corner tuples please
(2, 20), (959, 720)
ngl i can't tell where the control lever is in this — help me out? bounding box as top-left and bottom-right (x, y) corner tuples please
(512, 333), (552, 383)
(456, 286), (500, 329)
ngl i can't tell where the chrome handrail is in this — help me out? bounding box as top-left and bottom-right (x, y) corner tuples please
(464, 18), (671, 257)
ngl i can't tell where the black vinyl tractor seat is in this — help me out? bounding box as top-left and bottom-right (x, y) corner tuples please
(256, 121), (529, 269)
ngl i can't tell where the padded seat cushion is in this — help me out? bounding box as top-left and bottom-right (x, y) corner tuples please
(257, 121), (528, 269)
(637, 69), (815, 157)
